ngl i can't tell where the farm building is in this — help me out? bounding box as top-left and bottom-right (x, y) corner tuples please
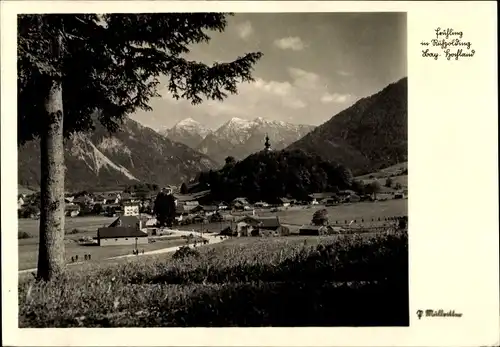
(231, 197), (251, 210)
(190, 205), (218, 216)
(299, 225), (337, 236)
(108, 215), (145, 230)
(236, 215), (288, 237)
(96, 227), (148, 247)
(173, 190), (211, 207)
(277, 197), (291, 208)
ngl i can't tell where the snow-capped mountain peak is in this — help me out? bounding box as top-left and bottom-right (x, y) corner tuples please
(160, 118), (212, 149)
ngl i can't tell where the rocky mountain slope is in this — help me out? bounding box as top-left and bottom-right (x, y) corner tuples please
(18, 118), (218, 192)
(287, 77), (408, 175)
(159, 118), (212, 149)
(196, 117), (315, 165)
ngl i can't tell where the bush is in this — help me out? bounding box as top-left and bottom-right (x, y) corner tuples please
(18, 231), (33, 239)
(312, 208), (329, 225)
(385, 177), (393, 187)
(172, 246), (200, 260)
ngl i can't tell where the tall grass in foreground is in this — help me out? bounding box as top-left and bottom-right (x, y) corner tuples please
(19, 231), (408, 327)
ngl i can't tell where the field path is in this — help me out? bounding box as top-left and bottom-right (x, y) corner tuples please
(18, 229), (225, 275)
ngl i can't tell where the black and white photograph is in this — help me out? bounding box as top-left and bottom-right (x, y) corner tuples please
(15, 11), (409, 328)
(2, 1), (498, 345)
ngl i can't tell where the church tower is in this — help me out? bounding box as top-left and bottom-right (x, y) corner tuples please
(264, 133), (271, 151)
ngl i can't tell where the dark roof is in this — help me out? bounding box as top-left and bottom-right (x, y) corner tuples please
(174, 190), (210, 202)
(201, 205), (218, 211)
(257, 216), (280, 229)
(309, 192), (336, 199)
(299, 225), (324, 231)
(108, 215), (140, 228)
(98, 227), (148, 239)
(236, 215), (280, 229)
(122, 202), (140, 206)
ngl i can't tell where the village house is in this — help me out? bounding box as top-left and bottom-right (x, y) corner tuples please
(122, 202), (140, 216)
(308, 193), (335, 205)
(254, 201), (269, 208)
(17, 196), (25, 209)
(231, 197), (251, 211)
(65, 203), (81, 217)
(96, 227), (148, 247)
(190, 205), (218, 216)
(93, 194), (107, 205)
(236, 215), (288, 237)
(218, 202), (229, 210)
(96, 212), (149, 247)
(102, 192), (120, 205)
(277, 197), (291, 208)
(173, 190), (210, 209)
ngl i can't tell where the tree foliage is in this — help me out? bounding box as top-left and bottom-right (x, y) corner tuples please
(153, 191), (176, 227)
(18, 13), (263, 280)
(312, 209), (329, 226)
(180, 182), (189, 194)
(18, 14), (263, 144)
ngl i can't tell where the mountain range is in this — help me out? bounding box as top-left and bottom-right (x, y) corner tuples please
(162, 117), (315, 165)
(18, 77), (407, 192)
(287, 77), (408, 175)
(18, 118), (217, 192)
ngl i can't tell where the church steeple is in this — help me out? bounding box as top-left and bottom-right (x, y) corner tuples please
(264, 133), (271, 151)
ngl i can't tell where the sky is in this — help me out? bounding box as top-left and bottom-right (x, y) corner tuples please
(131, 12), (407, 131)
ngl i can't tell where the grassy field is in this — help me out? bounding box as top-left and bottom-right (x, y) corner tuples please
(18, 216), (116, 237)
(18, 236), (195, 271)
(19, 230), (408, 327)
(18, 199), (407, 270)
(259, 199), (407, 226)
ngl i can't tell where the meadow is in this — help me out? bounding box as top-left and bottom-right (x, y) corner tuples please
(257, 199), (407, 226)
(18, 237), (195, 271)
(18, 199), (407, 270)
(19, 230), (409, 327)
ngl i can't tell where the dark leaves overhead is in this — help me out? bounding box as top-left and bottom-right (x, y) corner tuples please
(17, 13), (263, 144)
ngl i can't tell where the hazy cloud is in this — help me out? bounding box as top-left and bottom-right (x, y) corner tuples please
(236, 21), (254, 40)
(274, 36), (306, 51)
(337, 70), (352, 77)
(320, 92), (352, 104)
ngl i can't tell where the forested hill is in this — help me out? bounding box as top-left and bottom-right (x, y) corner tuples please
(287, 77), (408, 176)
(196, 149), (354, 203)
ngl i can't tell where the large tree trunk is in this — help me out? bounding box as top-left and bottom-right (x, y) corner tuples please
(37, 33), (66, 281)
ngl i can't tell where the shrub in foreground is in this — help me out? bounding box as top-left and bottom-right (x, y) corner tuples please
(19, 232), (408, 327)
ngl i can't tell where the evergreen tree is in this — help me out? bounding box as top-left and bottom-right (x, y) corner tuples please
(153, 191), (176, 228)
(18, 14), (262, 280)
(180, 182), (188, 194)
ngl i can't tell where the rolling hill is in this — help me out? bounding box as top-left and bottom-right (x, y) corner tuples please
(287, 77), (407, 175)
